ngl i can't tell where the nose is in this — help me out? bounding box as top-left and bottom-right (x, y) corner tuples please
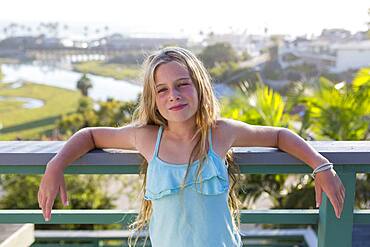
(169, 87), (181, 101)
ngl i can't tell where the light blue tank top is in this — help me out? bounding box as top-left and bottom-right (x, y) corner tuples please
(144, 126), (242, 247)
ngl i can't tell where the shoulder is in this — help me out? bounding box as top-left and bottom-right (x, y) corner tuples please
(134, 124), (159, 136)
(134, 124), (160, 146)
(212, 118), (245, 145)
(209, 118), (256, 157)
(134, 124), (161, 161)
(213, 118), (242, 138)
(215, 118), (282, 147)
(208, 119), (236, 155)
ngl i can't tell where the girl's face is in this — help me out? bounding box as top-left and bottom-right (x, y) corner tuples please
(154, 61), (199, 124)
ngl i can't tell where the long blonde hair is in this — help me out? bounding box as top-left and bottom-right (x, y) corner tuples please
(128, 47), (241, 246)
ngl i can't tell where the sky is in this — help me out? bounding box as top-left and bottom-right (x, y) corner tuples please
(0, 0), (368, 38)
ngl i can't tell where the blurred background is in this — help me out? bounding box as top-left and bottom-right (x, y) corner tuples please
(0, 0), (369, 246)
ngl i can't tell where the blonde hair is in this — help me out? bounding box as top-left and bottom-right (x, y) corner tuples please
(128, 47), (241, 246)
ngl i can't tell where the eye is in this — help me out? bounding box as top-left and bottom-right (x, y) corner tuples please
(179, 83), (189, 87)
(157, 88), (167, 93)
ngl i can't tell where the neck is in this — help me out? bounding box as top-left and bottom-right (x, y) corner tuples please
(166, 119), (198, 141)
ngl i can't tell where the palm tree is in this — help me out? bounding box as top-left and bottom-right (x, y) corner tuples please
(95, 28), (100, 37)
(83, 26), (89, 39)
(104, 26), (109, 36)
(301, 68), (370, 141)
(76, 74), (93, 96)
(8, 22), (18, 37)
(2, 27), (8, 38)
(221, 83), (290, 128)
(222, 69), (370, 212)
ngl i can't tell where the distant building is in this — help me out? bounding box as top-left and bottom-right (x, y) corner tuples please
(0, 35), (63, 50)
(0, 36), (39, 49)
(330, 41), (370, 72)
(204, 32), (248, 51)
(95, 33), (188, 50)
(278, 30), (370, 73)
(320, 28), (352, 42)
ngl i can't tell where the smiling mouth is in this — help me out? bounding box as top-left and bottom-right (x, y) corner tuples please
(170, 104), (187, 111)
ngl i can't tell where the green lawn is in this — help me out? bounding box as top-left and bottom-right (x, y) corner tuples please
(0, 82), (81, 140)
(73, 61), (141, 83)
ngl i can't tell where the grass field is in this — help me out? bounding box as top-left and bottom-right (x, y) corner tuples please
(0, 81), (81, 140)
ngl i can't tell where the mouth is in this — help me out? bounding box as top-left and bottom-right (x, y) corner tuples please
(169, 104), (187, 111)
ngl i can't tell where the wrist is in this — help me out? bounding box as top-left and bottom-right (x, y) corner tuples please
(46, 159), (66, 173)
(311, 162), (334, 179)
(310, 156), (330, 170)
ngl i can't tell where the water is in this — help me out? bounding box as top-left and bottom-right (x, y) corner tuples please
(1, 64), (143, 102)
(0, 63), (233, 103)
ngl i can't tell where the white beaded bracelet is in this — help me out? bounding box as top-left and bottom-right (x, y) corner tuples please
(311, 162), (334, 179)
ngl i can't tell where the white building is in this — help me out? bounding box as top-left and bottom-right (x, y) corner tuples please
(278, 39), (370, 73)
(330, 41), (370, 72)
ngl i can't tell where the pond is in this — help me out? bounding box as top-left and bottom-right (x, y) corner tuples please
(1, 64), (143, 102)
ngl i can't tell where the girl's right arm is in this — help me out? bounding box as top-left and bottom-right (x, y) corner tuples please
(38, 126), (137, 221)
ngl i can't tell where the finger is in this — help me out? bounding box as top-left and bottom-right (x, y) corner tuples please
(315, 183), (322, 208)
(336, 184), (345, 209)
(336, 192), (344, 218)
(341, 186), (346, 202)
(328, 193), (340, 218)
(41, 195), (47, 219)
(38, 190), (42, 209)
(339, 187), (345, 204)
(59, 180), (68, 206)
(338, 189), (345, 214)
(44, 197), (55, 221)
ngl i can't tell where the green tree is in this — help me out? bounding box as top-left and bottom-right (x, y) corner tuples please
(0, 174), (120, 230)
(261, 60), (284, 81)
(281, 68), (370, 212)
(285, 63), (319, 82)
(221, 83), (291, 127)
(199, 42), (238, 68)
(0, 96), (141, 230)
(57, 97), (138, 137)
(297, 68), (370, 210)
(76, 74), (93, 96)
(222, 71), (370, 213)
(241, 50), (252, 61)
(300, 68), (370, 140)
(208, 59), (256, 83)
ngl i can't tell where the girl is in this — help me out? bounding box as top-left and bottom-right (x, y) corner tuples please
(38, 47), (345, 247)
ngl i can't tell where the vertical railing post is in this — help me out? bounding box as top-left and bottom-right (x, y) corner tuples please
(93, 239), (100, 247)
(318, 170), (356, 247)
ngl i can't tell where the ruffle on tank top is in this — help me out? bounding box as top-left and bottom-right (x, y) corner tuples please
(144, 152), (229, 200)
(144, 126), (229, 200)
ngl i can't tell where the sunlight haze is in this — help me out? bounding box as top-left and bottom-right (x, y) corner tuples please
(1, 0), (368, 37)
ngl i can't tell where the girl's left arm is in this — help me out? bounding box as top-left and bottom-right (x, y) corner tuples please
(226, 119), (345, 219)
(277, 128), (345, 219)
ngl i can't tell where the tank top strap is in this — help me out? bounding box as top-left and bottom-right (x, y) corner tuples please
(154, 125), (164, 157)
(208, 127), (213, 152)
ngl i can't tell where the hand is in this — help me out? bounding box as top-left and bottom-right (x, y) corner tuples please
(314, 168), (345, 219)
(38, 164), (69, 221)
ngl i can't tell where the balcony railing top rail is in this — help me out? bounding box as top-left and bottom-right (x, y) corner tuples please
(0, 141), (369, 247)
(1, 141), (369, 174)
